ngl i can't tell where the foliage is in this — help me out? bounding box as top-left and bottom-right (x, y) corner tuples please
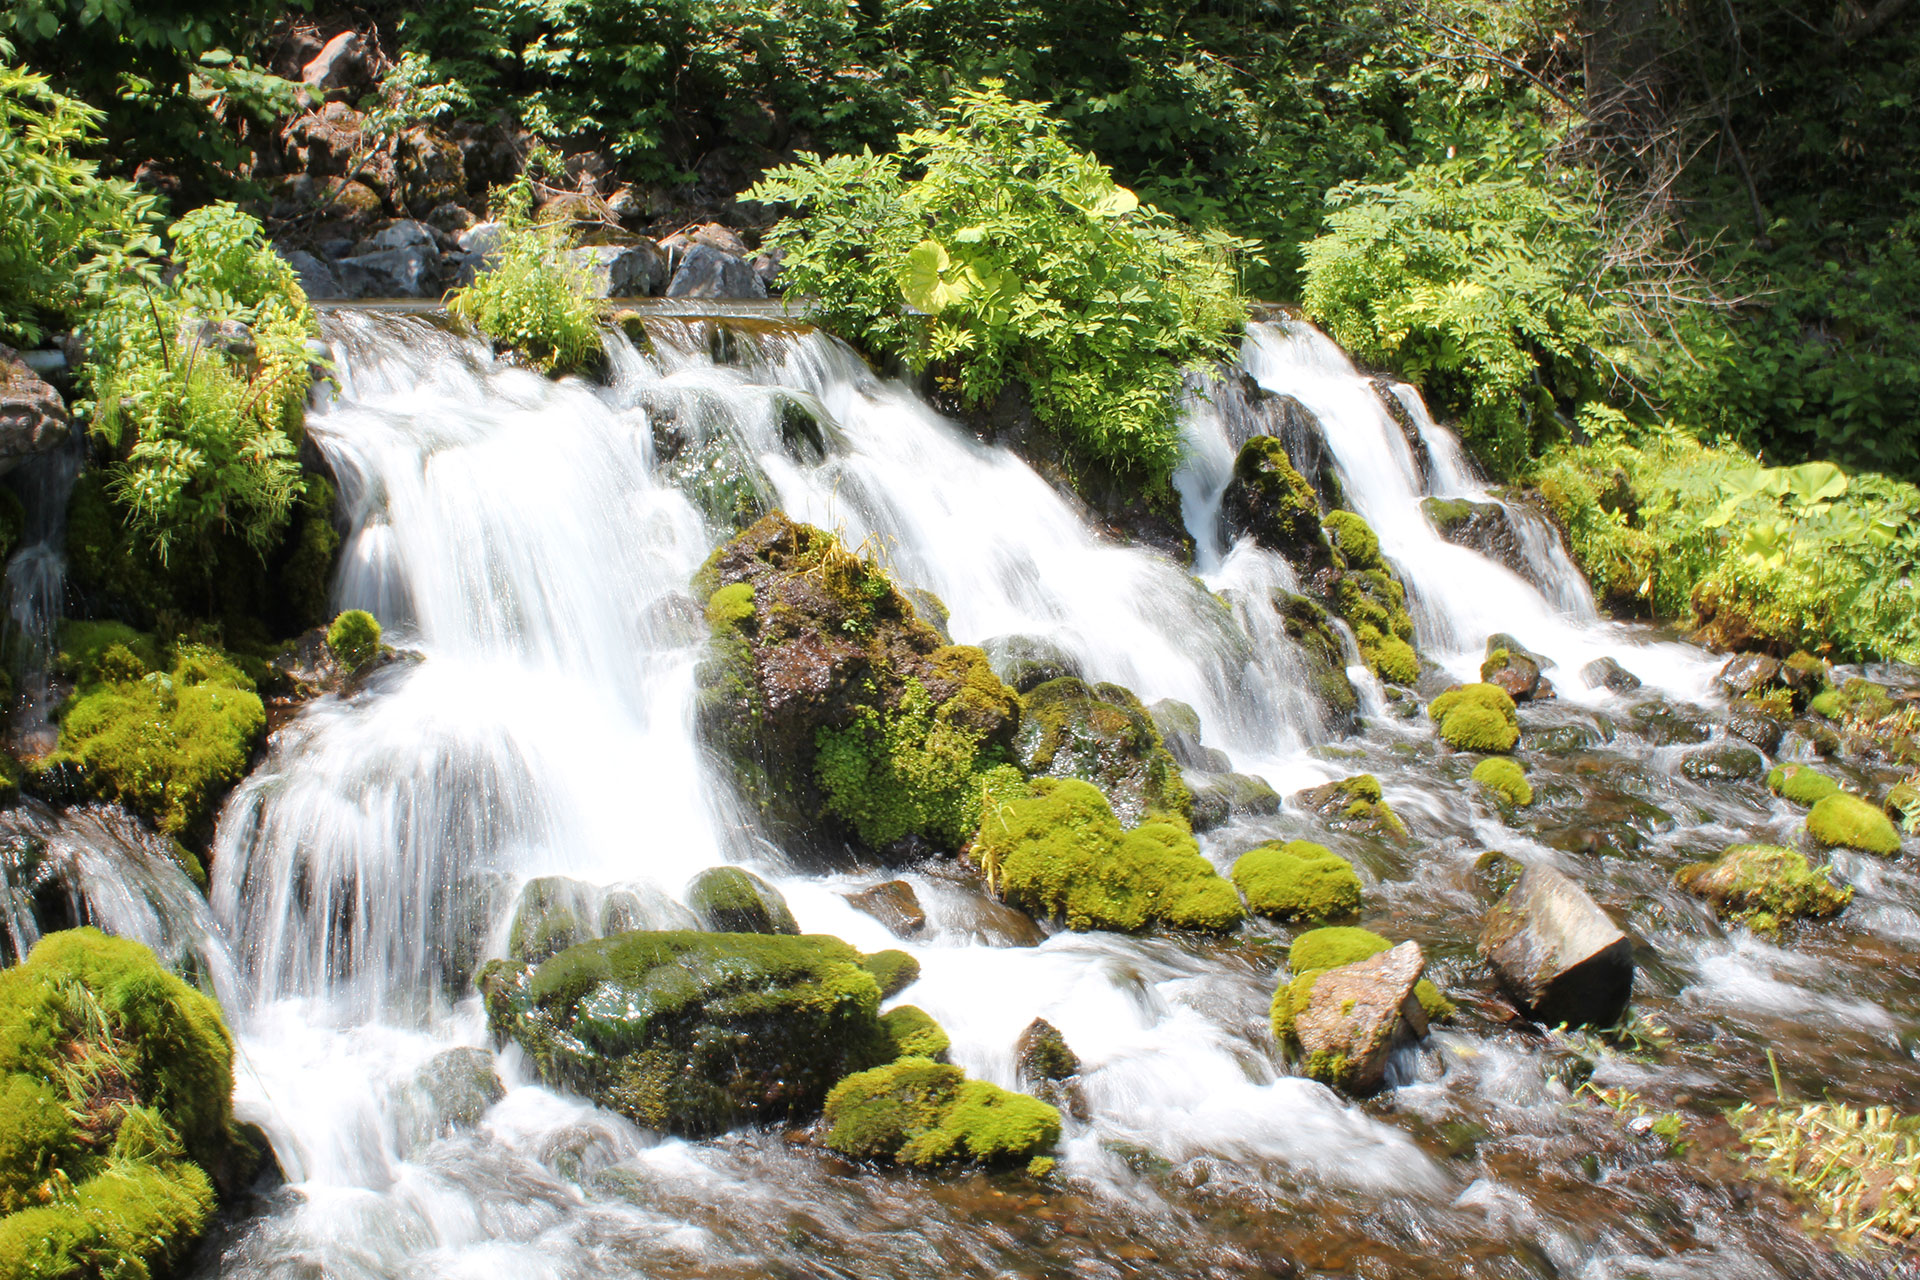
(447, 179), (605, 374)
(749, 84), (1248, 484)
(1732, 1101), (1920, 1244)
(325, 610), (381, 675)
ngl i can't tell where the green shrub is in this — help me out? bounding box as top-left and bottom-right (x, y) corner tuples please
(823, 1056), (1061, 1168)
(325, 610), (382, 674)
(748, 83), (1248, 484)
(1766, 763), (1840, 808)
(448, 178), (605, 374)
(1429, 683), (1519, 753)
(1230, 840), (1361, 922)
(1472, 757), (1532, 806)
(1805, 793), (1902, 856)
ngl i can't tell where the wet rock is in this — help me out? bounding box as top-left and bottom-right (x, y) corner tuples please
(405, 1046), (504, 1138)
(397, 126), (467, 216)
(1627, 699), (1713, 746)
(301, 31), (370, 102)
(1474, 850), (1526, 900)
(1423, 497), (1531, 580)
(598, 882), (700, 934)
(1281, 941), (1428, 1094)
(844, 879), (927, 938)
(1015, 1017), (1090, 1120)
(274, 246), (345, 300)
(686, 866), (799, 935)
(1015, 678), (1190, 825)
(665, 244), (768, 300)
(1717, 654), (1782, 697)
(1480, 863), (1634, 1027)
(1266, 591), (1360, 732)
(1481, 642), (1544, 701)
(1148, 699), (1210, 770)
(1805, 792), (1902, 856)
(426, 201), (478, 235)
(1582, 656), (1641, 693)
(983, 634), (1084, 694)
(1727, 701), (1787, 754)
(1677, 844), (1851, 927)
(899, 586), (952, 643)
(1295, 773), (1407, 841)
(1679, 743), (1764, 783)
(565, 241), (668, 298)
(481, 931), (898, 1136)
(1220, 436), (1329, 565)
(506, 876), (598, 963)
(335, 244), (443, 298)
(0, 344), (72, 472)
(1187, 771), (1281, 832)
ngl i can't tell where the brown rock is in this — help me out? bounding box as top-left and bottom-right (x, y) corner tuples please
(1291, 941), (1427, 1094)
(1480, 862), (1633, 1027)
(0, 344), (71, 473)
(843, 880), (927, 937)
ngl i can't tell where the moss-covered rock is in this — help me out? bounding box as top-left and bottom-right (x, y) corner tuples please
(1230, 840), (1362, 922)
(974, 777), (1241, 933)
(692, 514), (1022, 855)
(325, 608), (382, 674)
(1679, 743), (1765, 783)
(0, 929), (238, 1279)
(40, 630), (266, 840)
(481, 930), (899, 1135)
(1429, 682), (1520, 753)
(1329, 565), (1420, 685)
(1219, 436), (1329, 564)
(1677, 844), (1851, 929)
(1472, 756), (1533, 806)
(1294, 773), (1408, 841)
(880, 1005), (951, 1062)
(1273, 939), (1427, 1094)
(1805, 792), (1902, 856)
(1809, 677), (1895, 724)
(1272, 592), (1360, 729)
(822, 1056), (1061, 1169)
(861, 948), (921, 998)
(1014, 678), (1190, 825)
(1280, 926), (1453, 1027)
(1765, 763), (1840, 807)
(685, 866), (799, 935)
(1323, 510), (1381, 571)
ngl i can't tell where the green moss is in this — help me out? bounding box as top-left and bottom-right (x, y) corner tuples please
(0, 1074), (73, 1213)
(1230, 840), (1362, 922)
(1329, 564), (1421, 685)
(685, 866), (799, 935)
(1283, 925), (1450, 1025)
(880, 1005), (950, 1061)
(1766, 763), (1841, 807)
(1472, 757), (1533, 806)
(0, 1158), (216, 1280)
(1323, 510), (1382, 571)
(325, 609), (382, 674)
(1014, 677), (1191, 824)
(53, 621), (165, 687)
(705, 582), (756, 630)
(1298, 773), (1408, 840)
(861, 949), (921, 998)
(822, 1056), (1062, 1168)
(1805, 792), (1903, 855)
(1226, 436), (1327, 559)
(975, 777), (1241, 933)
(1429, 682), (1520, 753)
(1677, 843), (1852, 926)
(1358, 627), (1421, 685)
(1809, 678), (1895, 723)
(1274, 592), (1360, 722)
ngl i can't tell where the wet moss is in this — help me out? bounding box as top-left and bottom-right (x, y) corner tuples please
(325, 609), (382, 674)
(1805, 792), (1902, 856)
(880, 1005), (951, 1062)
(1677, 844), (1851, 928)
(1230, 840), (1362, 922)
(1765, 762), (1841, 808)
(1809, 678), (1895, 724)
(861, 949), (921, 998)
(1285, 926), (1452, 1023)
(1472, 757), (1533, 807)
(1220, 436), (1328, 563)
(1323, 510), (1382, 571)
(1014, 677), (1191, 825)
(1296, 773), (1408, 841)
(685, 866), (799, 935)
(1274, 592), (1360, 725)
(822, 1056), (1061, 1168)
(974, 777), (1242, 933)
(1429, 683), (1520, 753)
(1330, 568), (1420, 685)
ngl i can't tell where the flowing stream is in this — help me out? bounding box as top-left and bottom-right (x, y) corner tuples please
(9, 309), (1912, 1279)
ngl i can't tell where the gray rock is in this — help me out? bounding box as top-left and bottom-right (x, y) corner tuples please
(665, 244), (768, 300)
(301, 31), (368, 102)
(506, 876), (599, 964)
(1149, 699), (1208, 769)
(357, 220), (438, 255)
(1014, 1017), (1088, 1120)
(408, 1046), (503, 1134)
(1582, 656), (1641, 693)
(1187, 771), (1281, 833)
(843, 880), (926, 938)
(1727, 702), (1787, 754)
(0, 344), (72, 473)
(1480, 863), (1633, 1027)
(982, 634), (1083, 694)
(1291, 941), (1428, 1095)
(334, 245), (443, 298)
(1717, 653), (1783, 697)
(458, 221), (508, 258)
(1680, 743), (1765, 783)
(661, 221), (749, 258)
(426, 202), (477, 235)
(686, 866), (798, 935)
(564, 242), (669, 298)
(274, 246), (345, 300)
(1627, 699), (1713, 746)
(752, 248), (784, 292)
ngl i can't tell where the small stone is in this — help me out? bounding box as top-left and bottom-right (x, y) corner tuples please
(843, 880), (927, 938)
(1679, 743), (1764, 783)
(1582, 656), (1641, 693)
(1727, 702), (1787, 754)
(1717, 654), (1783, 697)
(1014, 1017), (1089, 1120)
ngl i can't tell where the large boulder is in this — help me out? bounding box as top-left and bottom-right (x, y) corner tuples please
(821, 1056), (1061, 1169)
(334, 244), (443, 298)
(0, 344), (72, 473)
(1423, 497), (1524, 572)
(1273, 940), (1428, 1094)
(564, 242), (669, 298)
(1677, 844), (1851, 929)
(685, 866), (798, 934)
(1480, 863), (1634, 1027)
(481, 930), (901, 1135)
(666, 244), (768, 300)
(397, 126), (467, 217)
(1015, 678), (1190, 824)
(301, 30), (371, 102)
(1220, 436), (1329, 565)
(981, 633), (1083, 695)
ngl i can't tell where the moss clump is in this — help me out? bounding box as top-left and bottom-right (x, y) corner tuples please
(1323, 510), (1382, 571)
(1677, 844), (1851, 928)
(1805, 792), (1903, 856)
(1014, 677), (1191, 825)
(1274, 592), (1360, 726)
(880, 1005), (951, 1061)
(1472, 757), (1533, 806)
(43, 636), (266, 838)
(1766, 762), (1841, 807)
(861, 949), (921, 998)
(52, 621), (166, 685)
(1230, 840), (1362, 922)
(1330, 568), (1420, 685)
(1809, 677), (1895, 724)
(1429, 682), (1520, 753)
(822, 1056), (1061, 1168)
(685, 866), (799, 935)
(974, 777), (1242, 933)
(0, 929), (238, 1279)
(481, 930), (898, 1136)
(325, 609), (382, 674)
(1282, 926), (1452, 1027)
(1296, 773), (1408, 841)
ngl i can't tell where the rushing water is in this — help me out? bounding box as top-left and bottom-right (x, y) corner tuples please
(11, 309), (1912, 1278)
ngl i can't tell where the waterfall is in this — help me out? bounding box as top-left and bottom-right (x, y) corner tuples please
(2, 430), (85, 754)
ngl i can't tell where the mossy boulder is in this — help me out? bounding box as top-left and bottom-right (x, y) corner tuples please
(1765, 763), (1840, 807)
(1480, 645), (1547, 702)
(480, 930), (899, 1136)
(1809, 677), (1895, 724)
(1805, 792), (1902, 856)
(1220, 436), (1329, 564)
(822, 1056), (1061, 1169)
(879, 1005), (951, 1062)
(1323, 510), (1381, 571)
(1272, 592), (1360, 730)
(505, 876), (598, 964)
(981, 634), (1083, 695)
(1679, 744), (1765, 783)
(1230, 840), (1362, 922)
(1472, 757), (1533, 807)
(1272, 939), (1428, 1095)
(974, 778), (1242, 933)
(692, 514), (1022, 855)
(1328, 564), (1419, 685)
(861, 948), (921, 998)
(1014, 678), (1190, 825)
(1429, 683), (1520, 753)
(1186, 770), (1281, 832)
(325, 608), (382, 674)
(1677, 844), (1851, 928)
(0, 929), (240, 1279)
(1280, 926), (1452, 1026)
(685, 866), (799, 935)
(1294, 773), (1408, 842)
(40, 629), (266, 840)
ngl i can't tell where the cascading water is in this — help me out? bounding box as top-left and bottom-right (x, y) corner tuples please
(89, 307), (1884, 1280)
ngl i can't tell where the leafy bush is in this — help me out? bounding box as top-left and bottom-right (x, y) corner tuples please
(447, 179), (605, 374)
(749, 83), (1249, 483)
(1302, 162), (1609, 477)
(86, 204), (315, 568)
